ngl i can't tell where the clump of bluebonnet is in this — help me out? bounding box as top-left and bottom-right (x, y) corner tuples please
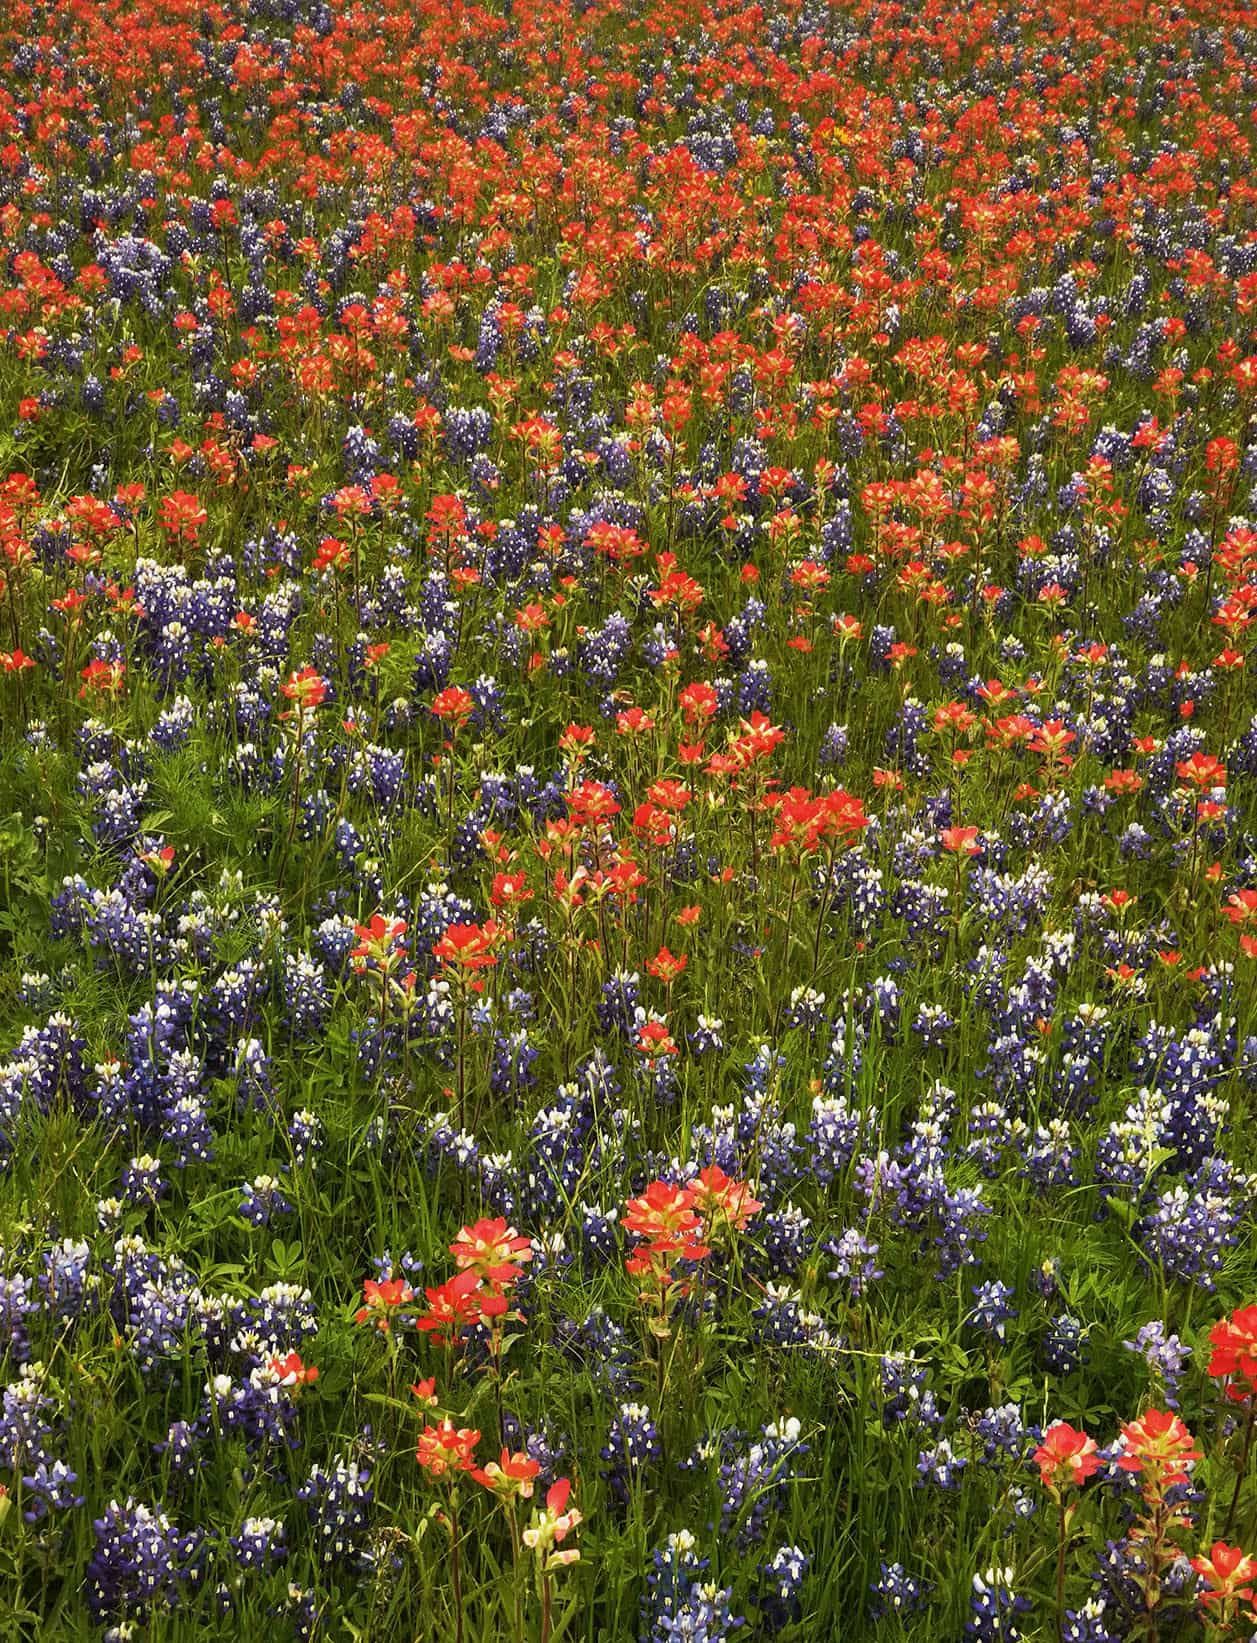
(1123, 1320), (1191, 1408)
(869, 1561), (932, 1620)
(602, 1402), (662, 1503)
(758, 1543), (809, 1626)
(964, 1566), (1032, 1641)
(640, 1529), (745, 1642)
(86, 1497), (202, 1621)
(298, 1453), (375, 1567)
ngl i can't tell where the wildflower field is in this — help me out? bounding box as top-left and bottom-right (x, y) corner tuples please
(3, 0), (1257, 1635)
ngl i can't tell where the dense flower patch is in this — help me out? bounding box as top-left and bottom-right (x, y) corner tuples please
(0, 0), (1256, 1634)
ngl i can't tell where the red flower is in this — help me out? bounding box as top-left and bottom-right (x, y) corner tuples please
(490, 872), (533, 910)
(410, 1378), (439, 1409)
(449, 1218), (533, 1286)
(431, 685), (474, 724)
(1207, 1306), (1257, 1401)
(734, 711), (785, 762)
(1033, 1421), (1102, 1493)
(645, 946), (687, 985)
(635, 1019), (679, 1059)
(351, 914), (408, 969)
(267, 1351), (318, 1392)
(433, 921), (500, 972)
(158, 490), (207, 543)
(280, 667), (327, 712)
(1176, 752), (1226, 789)
(689, 1165), (762, 1234)
(471, 1448), (541, 1499)
(417, 1419), (480, 1478)
(416, 1270), (485, 1346)
(678, 681), (717, 723)
(1116, 1409), (1200, 1489)
(1223, 890), (1257, 929)
(79, 658), (126, 697)
(940, 826), (982, 857)
(523, 1476), (582, 1567)
(623, 1180), (701, 1244)
(355, 1276), (414, 1331)
(1190, 1541), (1257, 1607)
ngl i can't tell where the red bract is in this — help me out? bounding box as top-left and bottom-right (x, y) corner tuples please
(1207, 1306), (1257, 1401)
(1034, 1422), (1102, 1493)
(280, 667), (327, 711)
(355, 1276), (414, 1331)
(158, 490), (207, 543)
(433, 921), (500, 971)
(623, 1181), (702, 1245)
(417, 1419), (480, 1478)
(688, 1165), (762, 1235)
(940, 826), (982, 857)
(432, 686), (474, 724)
(471, 1448), (541, 1498)
(449, 1217), (532, 1286)
(1191, 1542), (1257, 1607)
(351, 915), (408, 971)
(1116, 1410), (1200, 1489)
(79, 658), (125, 696)
(645, 946), (687, 985)
(416, 1270), (485, 1346)
(1223, 890), (1257, 929)
(267, 1352), (319, 1392)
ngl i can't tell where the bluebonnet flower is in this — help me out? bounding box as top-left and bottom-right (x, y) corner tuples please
(298, 1454), (374, 1567)
(975, 1404), (1029, 1463)
(641, 1530), (745, 1642)
(1042, 1316), (1090, 1377)
(916, 1438), (966, 1490)
(602, 1402), (662, 1503)
(758, 1544), (809, 1626)
(121, 1155), (167, 1207)
(825, 1229), (883, 1298)
(231, 1515), (287, 1572)
(869, 1561), (932, 1620)
(968, 1280), (1017, 1341)
(1123, 1321), (1191, 1407)
(239, 1175), (294, 1227)
(155, 1419), (203, 1476)
(86, 1498), (202, 1621)
(0, 1270), (37, 1362)
(22, 1457), (85, 1522)
(710, 1418), (807, 1548)
(964, 1566), (1032, 1641)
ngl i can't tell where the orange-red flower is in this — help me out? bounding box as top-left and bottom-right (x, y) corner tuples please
(280, 666), (327, 712)
(433, 921), (500, 971)
(158, 490), (207, 543)
(432, 685), (474, 724)
(267, 1351), (319, 1392)
(1033, 1421), (1101, 1493)
(417, 1419), (480, 1477)
(688, 1165), (762, 1235)
(645, 946), (687, 985)
(416, 1269), (485, 1345)
(355, 1276), (415, 1331)
(472, 1448), (541, 1499)
(1116, 1409), (1200, 1489)
(1191, 1541), (1257, 1607)
(940, 826), (982, 857)
(449, 1218), (533, 1286)
(1207, 1306), (1257, 1401)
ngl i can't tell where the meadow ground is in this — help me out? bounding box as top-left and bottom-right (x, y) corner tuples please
(1, 0), (1256, 1637)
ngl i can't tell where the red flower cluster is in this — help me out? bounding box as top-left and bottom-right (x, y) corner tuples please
(1207, 1305), (1257, 1402)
